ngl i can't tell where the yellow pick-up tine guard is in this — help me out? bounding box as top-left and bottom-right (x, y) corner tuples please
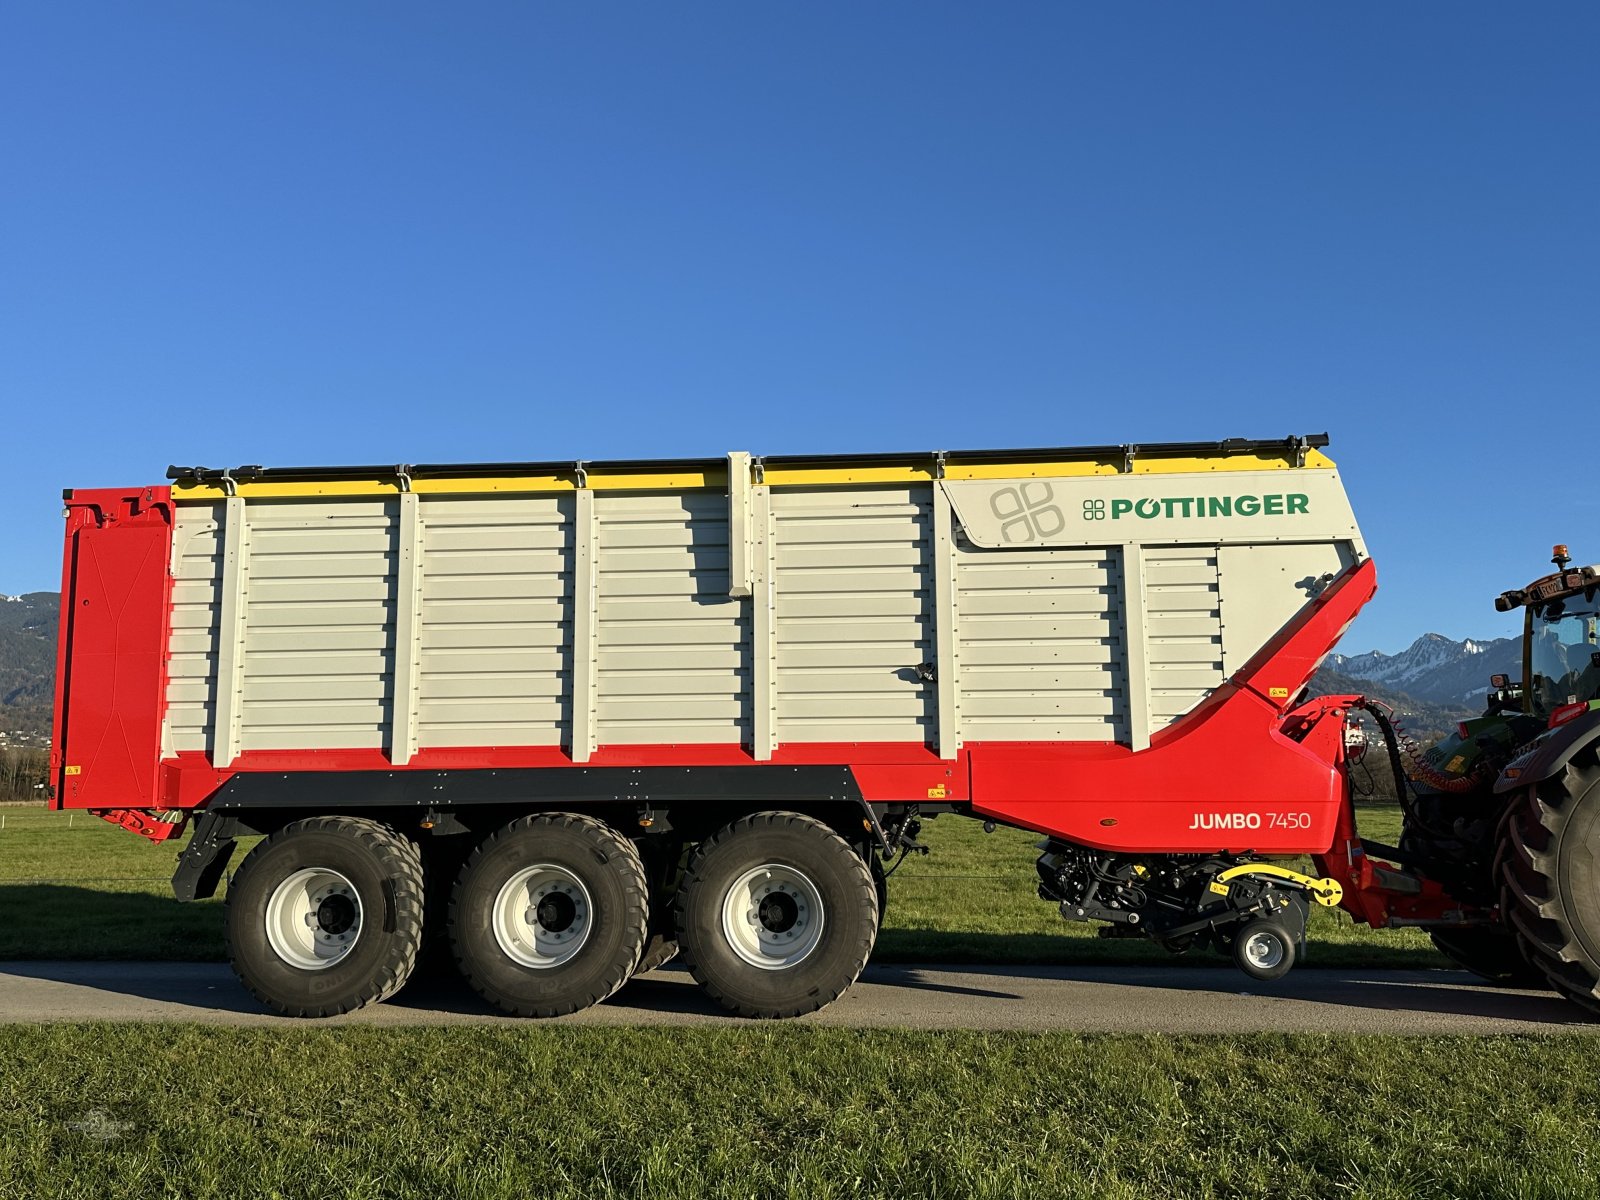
(1214, 864), (1344, 907)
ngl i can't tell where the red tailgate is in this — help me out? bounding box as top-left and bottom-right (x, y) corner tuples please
(52, 487), (174, 809)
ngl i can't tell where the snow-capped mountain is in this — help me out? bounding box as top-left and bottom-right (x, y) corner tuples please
(1327, 633), (1520, 708)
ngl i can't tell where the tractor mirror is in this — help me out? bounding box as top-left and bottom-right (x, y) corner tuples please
(1490, 674), (1509, 689)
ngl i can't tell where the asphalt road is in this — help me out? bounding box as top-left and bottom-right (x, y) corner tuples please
(0, 960), (1594, 1034)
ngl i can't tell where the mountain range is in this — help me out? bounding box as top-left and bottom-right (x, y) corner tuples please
(0, 592), (58, 744)
(0, 590), (1507, 745)
(1326, 633), (1519, 709)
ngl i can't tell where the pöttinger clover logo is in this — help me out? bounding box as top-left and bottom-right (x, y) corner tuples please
(1082, 498), (1106, 521)
(989, 482), (1067, 544)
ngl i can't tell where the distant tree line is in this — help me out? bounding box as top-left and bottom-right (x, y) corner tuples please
(0, 747), (49, 802)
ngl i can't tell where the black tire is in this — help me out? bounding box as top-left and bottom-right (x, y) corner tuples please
(226, 816), (424, 1017)
(1430, 926), (1547, 987)
(1489, 826), (1551, 990)
(635, 933), (679, 975)
(675, 811), (878, 1018)
(1499, 755), (1600, 1015)
(449, 813), (649, 1017)
(410, 835), (474, 981)
(1231, 918), (1296, 982)
(633, 836), (683, 977)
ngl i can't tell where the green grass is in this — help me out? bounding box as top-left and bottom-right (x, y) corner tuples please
(1, 1025), (1596, 1199)
(0, 804), (1445, 968)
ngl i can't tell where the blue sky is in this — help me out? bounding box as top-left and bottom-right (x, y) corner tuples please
(2, 3), (1595, 653)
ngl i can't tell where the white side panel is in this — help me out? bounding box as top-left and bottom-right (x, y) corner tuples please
(416, 495), (573, 749)
(1143, 546), (1225, 730)
(773, 486), (933, 743)
(954, 541), (1125, 742)
(1217, 542), (1359, 677)
(238, 499), (398, 751)
(164, 502), (224, 754)
(595, 491), (749, 745)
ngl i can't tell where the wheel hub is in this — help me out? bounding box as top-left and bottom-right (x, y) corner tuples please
(1243, 929), (1284, 969)
(720, 864), (826, 971)
(493, 864), (592, 968)
(264, 868), (364, 971)
(758, 891), (800, 933)
(535, 891), (578, 934)
(316, 894), (357, 936)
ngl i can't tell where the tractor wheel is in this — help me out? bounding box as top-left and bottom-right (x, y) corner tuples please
(1429, 927), (1546, 988)
(226, 816), (425, 1017)
(1499, 753), (1600, 1015)
(450, 813), (649, 1017)
(675, 812), (878, 1018)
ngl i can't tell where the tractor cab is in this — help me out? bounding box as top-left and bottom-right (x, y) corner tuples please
(1496, 546), (1600, 724)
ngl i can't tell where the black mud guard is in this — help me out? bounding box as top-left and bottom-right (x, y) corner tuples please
(172, 810), (243, 902)
(1494, 708), (1600, 794)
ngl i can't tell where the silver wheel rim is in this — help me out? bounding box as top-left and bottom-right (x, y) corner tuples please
(720, 864), (825, 970)
(1243, 929), (1285, 970)
(264, 868), (363, 971)
(492, 864), (592, 969)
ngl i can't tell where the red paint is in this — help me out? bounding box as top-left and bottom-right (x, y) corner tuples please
(92, 807), (187, 842)
(51, 488), (174, 811)
(1314, 782), (1466, 929)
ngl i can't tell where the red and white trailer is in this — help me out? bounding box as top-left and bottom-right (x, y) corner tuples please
(51, 435), (1451, 1017)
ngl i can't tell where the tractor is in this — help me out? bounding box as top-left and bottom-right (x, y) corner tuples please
(1396, 545), (1600, 1008)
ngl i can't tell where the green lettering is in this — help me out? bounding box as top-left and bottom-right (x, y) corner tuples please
(1135, 498), (1161, 519)
(1161, 497), (1180, 518)
(1236, 495), (1261, 517)
(1264, 494), (1284, 516)
(1111, 499), (1132, 519)
(1177, 497), (1195, 517)
(1208, 496), (1232, 517)
(1287, 494), (1309, 514)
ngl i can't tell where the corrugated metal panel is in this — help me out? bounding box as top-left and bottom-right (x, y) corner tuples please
(774, 486), (932, 743)
(1143, 546), (1225, 729)
(416, 495), (573, 748)
(595, 491), (749, 744)
(238, 499), (398, 751)
(955, 541), (1124, 741)
(157, 459), (1365, 764)
(164, 502), (224, 753)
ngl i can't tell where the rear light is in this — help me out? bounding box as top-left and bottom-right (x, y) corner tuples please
(1457, 722), (1470, 739)
(1548, 702), (1591, 729)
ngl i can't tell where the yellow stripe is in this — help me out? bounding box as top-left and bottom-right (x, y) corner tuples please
(761, 450), (1333, 487)
(170, 450), (1335, 500)
(173, 470), (724, 500)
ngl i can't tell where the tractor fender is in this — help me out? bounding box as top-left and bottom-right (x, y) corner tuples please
(1494, 708), (1600, 794)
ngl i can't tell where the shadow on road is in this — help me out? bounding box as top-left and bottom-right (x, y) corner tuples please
(1063, 963), (1591, 1027)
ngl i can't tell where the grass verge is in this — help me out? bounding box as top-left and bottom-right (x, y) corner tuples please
(0, 805), (1445, 968)
(1, 1025), (1595, 1200)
